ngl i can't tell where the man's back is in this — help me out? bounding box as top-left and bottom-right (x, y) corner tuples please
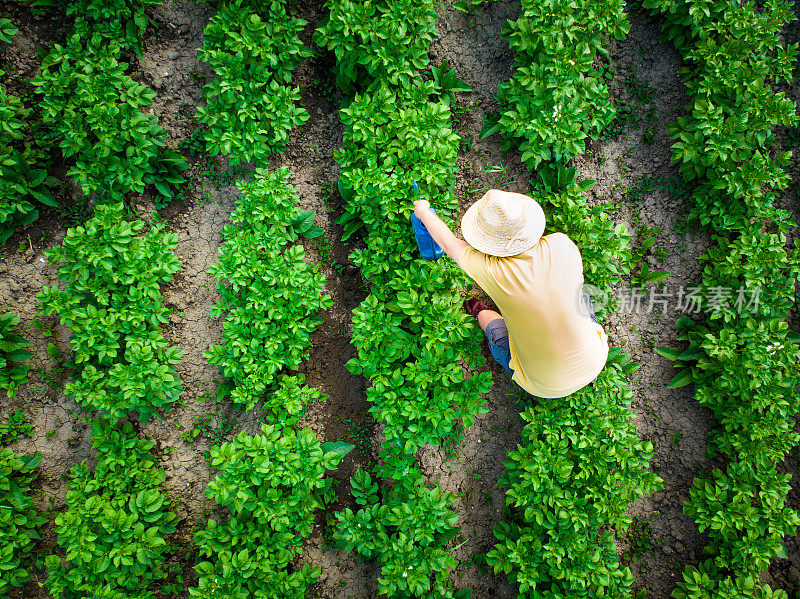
(461, 232), (608, 397)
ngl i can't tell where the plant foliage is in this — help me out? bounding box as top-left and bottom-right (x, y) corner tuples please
(45, 420), (179, 599)
(197, 0), (310, 164)
(0, 67), (58, 244)
(481, 0), (629, 168)
(0, 313), (33, 399)
(38, 202), (183, 421)
(643, 0), (800, 595)
(33, 33), (186, 203)
(314, 0), (438, 94)
(205, 168), (331, 415)
(0, 450), (44, 597)
(334, 470), (469, 599)
(320, 2), (491, 596)
(487, 350), (661, 597)
(191, 425), (351, 598)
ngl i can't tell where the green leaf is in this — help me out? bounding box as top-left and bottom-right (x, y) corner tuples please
(479, 112), (502, 139)
(321, 442), (355, 459)
(7, 349), (33, 362)
(655, 347), (681, 361)
(644, 270), (670, 283)
(303, 225), (324, 239)
(293, 210), (316, 232)
(666, 368), (693, 389)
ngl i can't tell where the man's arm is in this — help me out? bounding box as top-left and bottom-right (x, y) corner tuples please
(413, 199), (470, 267)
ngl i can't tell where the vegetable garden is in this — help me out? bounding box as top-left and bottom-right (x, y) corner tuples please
(0, 0), (798, 598)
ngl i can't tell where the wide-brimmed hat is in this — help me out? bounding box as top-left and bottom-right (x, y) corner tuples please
(461, 189), (546, 257)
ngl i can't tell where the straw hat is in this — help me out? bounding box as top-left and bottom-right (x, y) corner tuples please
(461, 190), (546, 257)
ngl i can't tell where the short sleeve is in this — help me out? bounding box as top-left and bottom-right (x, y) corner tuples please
(460, 246), (489, 284)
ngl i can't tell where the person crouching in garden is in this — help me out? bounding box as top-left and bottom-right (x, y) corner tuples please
(413, 189), (608, 398)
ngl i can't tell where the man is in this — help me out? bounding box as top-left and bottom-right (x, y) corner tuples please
(413, 189), (608, 398)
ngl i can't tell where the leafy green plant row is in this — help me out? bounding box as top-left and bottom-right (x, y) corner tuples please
(191, 425), (352, 598)
(33, 30), (186, 204)
(0, 19), (59, 245)
(205, 167), (331, 418)
(480, 2), (666, 595)
(30, 0), (161, 56)
(0, 312), (32, 399)
(489, 349), (661, 598)
(0, 449), (45, 597)
(196, 0), (310, 165)
(38, 201), (183, 421)
(641, 0), (800, 596)
(337, 82), (492, 466)
(195, 5), (349, 597)
(485, 175), (661, 598)
(317, 1), (491, 596)
(479, 0), (629, 169)
(44, 420), (181, 598)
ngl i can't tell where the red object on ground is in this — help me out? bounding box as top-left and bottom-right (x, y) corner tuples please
(462, 296), (492, 318)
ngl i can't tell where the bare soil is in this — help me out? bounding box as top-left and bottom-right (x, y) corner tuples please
(1, 0), (798, 598)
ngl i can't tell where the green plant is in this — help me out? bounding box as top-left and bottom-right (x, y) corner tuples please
(479, 0), (629, 168)
(0, 449), (45, 595)
(47, 0), (162, 56)
(314, 0), (438, 94)
(33, 34), (186, 203)
(0, 313), (33, 398)
(334, 470), (470, 599)
(0, 18), (17, 44)
(0, 409), (33, 445)
(320, 4), (492, 594)
(205, 168), (331, 416)
(197, 0), (310, 165)
(0, 75), (59, 245)
(45, 420), (179, 598)
(190, 425), (352, 597)
(488, 350), (662, 596)
(38, 202), (183, 421)
(644, 0), (800, 595)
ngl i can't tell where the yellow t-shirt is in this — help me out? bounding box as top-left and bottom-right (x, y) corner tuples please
(461, 233), (609, 398)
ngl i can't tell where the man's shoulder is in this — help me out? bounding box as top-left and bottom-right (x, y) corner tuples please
(543, 232), (573, 246)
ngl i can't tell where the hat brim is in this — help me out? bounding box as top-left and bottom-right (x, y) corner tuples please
(461, 192), (546, 257)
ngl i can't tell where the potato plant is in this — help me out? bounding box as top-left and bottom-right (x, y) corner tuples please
(0, 450), (45, 597)
(488, 350), (662, 597)
(205, 168), (331, 416)
(33, 31), (186, 203)
(44, 420), (179, 599)
(197, 0), (310, 164)
(0, 21), (58, 245)
(483, 2), (665, 596)
(321, 1), (492, 596)
(314, 0), (438, 93)
(39, 0), (162, 56)
(334, 470), (470, 599)
(0, 313), (32, 399)
(38, 202), (183, 421)
(480, 0), (629, 168)
(645, 0), (800, 595)
(191, 425), (352, 598)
